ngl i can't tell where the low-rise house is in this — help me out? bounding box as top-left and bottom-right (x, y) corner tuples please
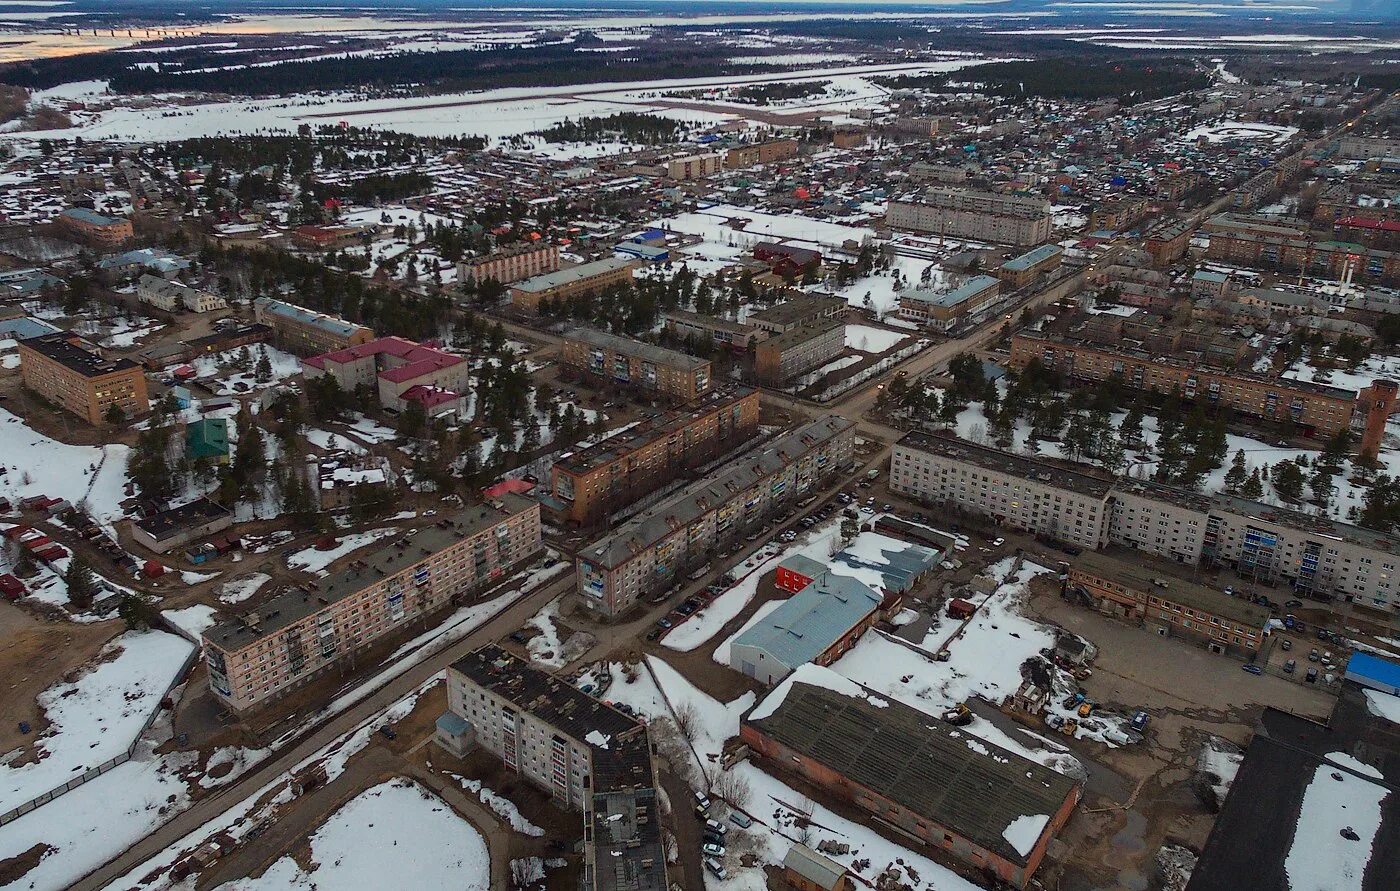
(130, 498), (234, 554)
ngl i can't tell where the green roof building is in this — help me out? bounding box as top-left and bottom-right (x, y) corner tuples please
(186, 417), (231, 464)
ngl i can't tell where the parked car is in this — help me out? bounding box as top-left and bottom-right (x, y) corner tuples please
(704, 857), (727, 879)
(1284, 599), (1302, 609)
(694, 790), (711, 809)
(1306, 667), (1319, 683)
(1242, 664), (1263, 675)
(729, 811), (753, 829)
(1283, 659), (1296, 674)
(704, 820), (727, 837)
(509, 630), (530, 644)
(378, 725), (398, 740)
(1308, 648), (1320, 662)
(656, 617), (672, 630)
(701, 843), (725, 858)
(1130, 710), (1149, 732)
(1280, 639), (1292, 651)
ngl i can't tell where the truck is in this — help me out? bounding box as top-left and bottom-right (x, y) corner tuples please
(866, 468), (880, 481)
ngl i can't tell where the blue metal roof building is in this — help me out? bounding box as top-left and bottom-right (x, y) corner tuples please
(1345, 652), (1400, 697)
(1001, 243), (1063, 273)
(729, 573), (881, 686)
(0, 316), (61, 341)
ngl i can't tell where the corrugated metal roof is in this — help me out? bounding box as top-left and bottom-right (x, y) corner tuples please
(731, 573), (879, 670)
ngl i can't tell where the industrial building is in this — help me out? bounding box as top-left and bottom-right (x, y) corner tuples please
(742, 671), (1083, 889)
(663, 309), (768, 351)
(1066, 550), (1271, 656)
(576, 417), (856, 618)
(18, 332), (150, 425)
(747, 296), (847, 335)
(546, 386), (761, 527)
(729, 572), (882, 685)
(202, 496), (541, 712)
(560, 327), (712, 401)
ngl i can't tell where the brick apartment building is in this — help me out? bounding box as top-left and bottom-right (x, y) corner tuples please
(665, 151), (725, 180)
(547, 386), (761, 527)
(1066, 550), (1271, 656)
(303, 336), (470, 416)
(508, 258), (637, 313)
(560, 327), (712, 401)
(753, 317), (846, 385)
(202, 495), (541, 712)
(576, 416), (856, 618)
(439, 646), (666, 891)
(1206, 228), (1400, 288)
(890, 432), (1400, 619)
(1087, 195), (1149, 233)
(456, 242), (560, 286)
(1144, 219), (1193, 268)
(725, 138), (799, 169)
(1009, 332), (1389, 441)
(898, 275), (1001, 330)
(742, 677), (1082, 889)
(997, 244), (1063, 289)
(18, 333), (149, 424)
(253, 297), (375, 356)
(56, 207), (133, 248)
(886, 189), (1053, 245)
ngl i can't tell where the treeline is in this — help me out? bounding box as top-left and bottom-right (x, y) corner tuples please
(309, 171), (433, 206)
(0, 84), (24, 125)
(881, 59), (1209, 104)
(146, 129), (482, 178)
(98, 44), (764, 97)
(733, 81), (830, 106)
(531, 113), (687, 145)
(189, 239), (453, 340)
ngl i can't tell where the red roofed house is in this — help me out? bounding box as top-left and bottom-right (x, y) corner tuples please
(303, 336), (470, 417)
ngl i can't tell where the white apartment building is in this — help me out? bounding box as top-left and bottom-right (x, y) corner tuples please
(892, 432), (1400, 617)
(137, 274), (228, 313)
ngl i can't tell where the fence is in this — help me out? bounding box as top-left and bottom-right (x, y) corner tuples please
(0, 640), (201, 827)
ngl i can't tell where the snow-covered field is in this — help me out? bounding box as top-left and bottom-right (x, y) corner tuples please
(845, 323), (906, 354)
(192, 344), (302, 396)
(653, 203), (873, 255)
(217, 778), (490, 891)
(1179, 120), (1299, 145)
(0, 630), (193, 813)
(0, 407), (131, 531)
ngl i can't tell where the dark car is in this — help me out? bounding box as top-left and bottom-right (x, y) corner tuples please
(1284, 599), (1302, 609)
(1241, 664), (1263, 675)
(378, 725), (398, 740)
(509, 630), (530, 644)
(645, 629), (663, 642)
(656, 617), (673, 630)
(677, 603), (696, 616)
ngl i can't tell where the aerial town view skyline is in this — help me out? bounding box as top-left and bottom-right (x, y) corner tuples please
(0, 1), (1397, 890)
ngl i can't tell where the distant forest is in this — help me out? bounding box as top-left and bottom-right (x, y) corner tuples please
(0, 43), (772, 97)
(530, 113), (688, 145)
(881, 59), (1210, 103)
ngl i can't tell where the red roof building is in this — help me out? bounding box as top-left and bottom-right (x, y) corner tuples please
(303, 336), (470, 417)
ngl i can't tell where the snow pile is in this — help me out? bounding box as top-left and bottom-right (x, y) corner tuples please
(1283, 762), (1388, 891)
(286, 526), (400, 575)
(585, 729), (612, 750)
(524, 597), (592, 668)
(161, 604), (219, 639)
(1363, 689), (1400, 725)
(219, 778), (490, 890)
(217, 572), (270, 604)
(1198, 739), (1244, 806)
(0, 630), (193, 813)
(454, 775), (546, 837)
(749, 663), (888, 723)
(198, 746), (271, 790)
(1002, 813), (1049, 858)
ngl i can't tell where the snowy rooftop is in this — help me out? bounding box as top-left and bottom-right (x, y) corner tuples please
(744, 677), (1081, 868)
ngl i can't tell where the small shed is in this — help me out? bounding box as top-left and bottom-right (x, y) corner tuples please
(0, 573), (25, 600)
(783, 844), (855, 891)
(947, 597), (977, 620)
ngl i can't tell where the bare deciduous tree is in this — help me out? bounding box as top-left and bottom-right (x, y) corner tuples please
(672, 701), (699, 743)
(713, 770), (751, 809)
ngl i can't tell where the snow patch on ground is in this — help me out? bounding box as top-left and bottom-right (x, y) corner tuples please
(286, 527), (400, 576)
(454, 774), (546, 837)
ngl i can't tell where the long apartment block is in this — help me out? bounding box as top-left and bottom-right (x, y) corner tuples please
(887, 188), (1052, 245)
(547, 386), (761, 527)
(560, 327), (712, 402)
(456, 242), (559, 286)
(577, 416), (857, 618)
(1010, 332), (1393, 448)
(441, 646), (666, 891)
(891, 432), (1400, 616)
(203, 495), (542, 711)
